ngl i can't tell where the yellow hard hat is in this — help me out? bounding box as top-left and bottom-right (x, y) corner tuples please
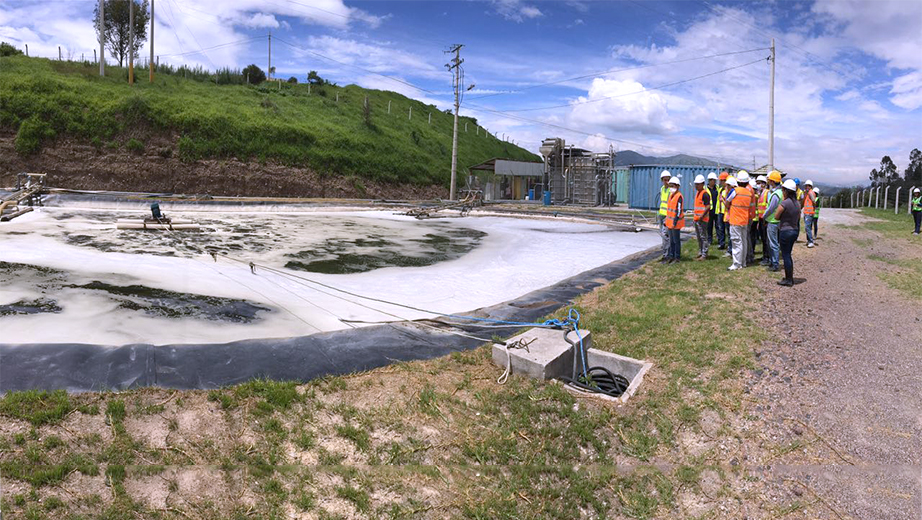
(768, 170), (782, 183)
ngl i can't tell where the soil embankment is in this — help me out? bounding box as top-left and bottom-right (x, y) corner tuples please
(0, 132), (448, 200)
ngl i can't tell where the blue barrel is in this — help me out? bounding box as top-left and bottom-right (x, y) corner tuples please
(528, 188), (535, 201)
(543, 190), (552, 206)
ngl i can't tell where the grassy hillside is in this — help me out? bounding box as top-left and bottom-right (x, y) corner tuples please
(0, 55), (538, 186)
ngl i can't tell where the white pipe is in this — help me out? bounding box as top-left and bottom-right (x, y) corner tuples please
(894, 187), (901, 214)
(884, 186), (890, 210)
(851, 191), (855, 208)
(876, 186), (882, 209)
(867, 189), (872, 208)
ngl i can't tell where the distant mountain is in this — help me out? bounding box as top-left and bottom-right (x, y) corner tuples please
(613, 150), (724, 167)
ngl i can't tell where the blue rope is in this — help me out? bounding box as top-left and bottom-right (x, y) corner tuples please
(441, 307), (590, 378)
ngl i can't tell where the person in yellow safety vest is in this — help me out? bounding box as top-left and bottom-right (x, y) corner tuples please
(802, 179), (817, 248)
(737, 171), (756, 266)
(756, 175), (770, 266)
(726, 173), (752, 271)
(763, 170), (784, 272)
(693, 175), (711, 260)
(706, 172), (719, 245)
(717, 171), (731, 253)
(911, 187), (922, 235)
(812, 187), (821, 239)
(657, 170), (672, 263)
(665, 176), (685, 263)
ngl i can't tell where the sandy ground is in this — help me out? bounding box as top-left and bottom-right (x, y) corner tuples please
(740, 208), (922, 519)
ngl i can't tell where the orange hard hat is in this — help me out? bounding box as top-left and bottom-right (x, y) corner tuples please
(718, 172), (729, 181)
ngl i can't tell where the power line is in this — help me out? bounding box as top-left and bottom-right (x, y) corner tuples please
(468, 47), (770, 100)
(158, 36), (262, 58)
(163, 0), (216, 69)
(694, 0), (864, 84)
(273, 36), (437, 94)
(495, 57), (768, 113)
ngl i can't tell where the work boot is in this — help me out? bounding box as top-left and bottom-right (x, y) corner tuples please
(660, 257), (669, 264)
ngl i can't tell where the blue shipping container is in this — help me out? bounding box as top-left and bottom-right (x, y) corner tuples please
(629, 165), (720, 211)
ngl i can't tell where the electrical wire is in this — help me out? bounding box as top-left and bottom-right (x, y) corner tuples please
(157, 37), (263, 58)
(496, 57), (767, 113)
(467, 47), (770, 100)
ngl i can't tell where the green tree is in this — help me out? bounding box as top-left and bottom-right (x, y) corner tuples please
(904, 148), (922, 184)
(869, 167), (880, 186)
(242, 64), (266, 84)
(93, 0), (150, 67)
(287, 76), (298, 84)
(0, 41), (23, 57)
(307, 70), (325, 85)
(879, 155), (898, 183)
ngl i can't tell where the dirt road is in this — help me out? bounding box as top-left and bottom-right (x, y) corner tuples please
(742, 208), (922, 519)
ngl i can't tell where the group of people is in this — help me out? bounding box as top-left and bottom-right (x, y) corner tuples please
(658, 169), (820, 287)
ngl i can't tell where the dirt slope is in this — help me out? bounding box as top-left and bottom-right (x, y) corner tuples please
(0, 132), (447, 199)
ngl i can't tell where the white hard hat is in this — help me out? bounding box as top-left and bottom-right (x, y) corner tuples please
(727, 176), (738, 187)
(813, 187), (820, 194)
(668, 176), (680, 185)
(737, 171), (750, 183)
(707, 172), (718, 180)
(804, 179), (814, 186)
(782, 179), (797, 191)
(694, 174), (705, 184)
(757, 175), (767, 183)
(915, 188), (921, 193)
(660, 170), (671, 179)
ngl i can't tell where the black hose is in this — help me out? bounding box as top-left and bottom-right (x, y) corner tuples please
(560, 366), (630, 398)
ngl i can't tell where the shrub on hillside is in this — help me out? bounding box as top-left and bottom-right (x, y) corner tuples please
(126, 138), (144, 154)
(287, 76), (298, 84)
(0, 41), (23, 57)
(14, 116), (54, 155)
(242, 64), (266, 84)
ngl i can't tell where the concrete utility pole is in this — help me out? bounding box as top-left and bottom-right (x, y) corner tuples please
(149, 0), (154, 83)
(129, 0), (134, 84)
(768, 38), (775, 173)
(445, 43), (464, 200)
(25, 44), (28, 56)
(267, 32), (271, 80)
(99, 0), (105, 76)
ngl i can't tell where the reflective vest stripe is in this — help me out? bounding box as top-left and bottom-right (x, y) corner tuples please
(728, 187), (752, 226)
(803, 190), (816, 216)
(658, 186), (670, 216)
(756, 189), (768, 219)
(912, 196), (921, 211)
(764, 189), (782, 224)
(694, 190), (709, 222)
(666, 191), (684, 229)
(716, 186), (728, 214)
(749, 188), (757, 220)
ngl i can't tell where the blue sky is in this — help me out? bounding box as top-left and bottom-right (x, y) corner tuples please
(2, 0), (921, 185)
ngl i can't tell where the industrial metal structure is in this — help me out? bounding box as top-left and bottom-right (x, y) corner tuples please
(539, 138), (617, 205)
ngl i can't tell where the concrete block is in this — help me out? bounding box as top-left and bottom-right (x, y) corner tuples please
(491, 328), (591, 381)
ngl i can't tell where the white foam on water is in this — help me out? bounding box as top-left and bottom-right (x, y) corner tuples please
(0, 206), (659, 345)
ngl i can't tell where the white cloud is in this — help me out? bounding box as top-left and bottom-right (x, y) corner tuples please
(889, 71), (922, 110)
(568, 78), (677, 134)
(491, 0), (543, 22)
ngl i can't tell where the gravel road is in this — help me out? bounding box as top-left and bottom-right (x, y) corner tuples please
(741, 209), (921, 519)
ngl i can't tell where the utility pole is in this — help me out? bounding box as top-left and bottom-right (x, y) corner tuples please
(267, 32), (271, 81)
(129, 0), (134, 84)
(445, 43), (463, 200)
(98, 0), (105, 76)
(149, 0), (154, 83)
(768, 38), (775, 173)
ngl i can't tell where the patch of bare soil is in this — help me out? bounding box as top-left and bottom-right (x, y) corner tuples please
(0, 131), (447, 200)
(736, 217), (922, 519)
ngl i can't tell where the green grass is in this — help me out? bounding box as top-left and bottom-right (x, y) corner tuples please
(860, 208), (922, 242)
(0, 55), (538, 186)
(0, 389), (73, 426)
